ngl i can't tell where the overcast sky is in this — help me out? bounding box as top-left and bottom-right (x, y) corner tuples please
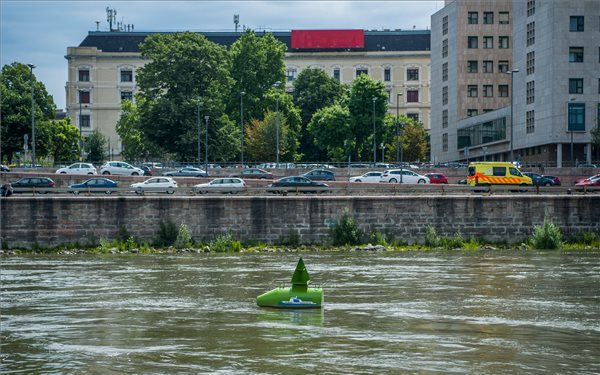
(1, 0), (444, 110)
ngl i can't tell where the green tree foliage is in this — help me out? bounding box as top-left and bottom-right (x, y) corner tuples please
(293, 68), (343, 160)
(85, 129), (108, 163)
(307, 104), (353, 162)
(116, 99), (160, 162)
(385, 115), (429, 163)
(135, 32), (235, 161)
(229, 30), (287, 123)
(1, 62), (56, 163)
(46, 119), (81, 163)
(245, 111), (295, 162)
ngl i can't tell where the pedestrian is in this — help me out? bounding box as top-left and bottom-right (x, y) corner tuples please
(1, 183), (13, 197)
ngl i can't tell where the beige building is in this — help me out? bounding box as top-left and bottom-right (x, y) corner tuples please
(65, 29), (431, 158)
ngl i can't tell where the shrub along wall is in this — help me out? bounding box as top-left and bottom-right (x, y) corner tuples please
(1, 195), (599, 249)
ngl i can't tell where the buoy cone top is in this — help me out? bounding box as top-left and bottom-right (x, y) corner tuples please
(291, 257), (310, 287)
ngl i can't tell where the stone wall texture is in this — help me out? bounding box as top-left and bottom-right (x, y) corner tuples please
(1, 195), (599, 249)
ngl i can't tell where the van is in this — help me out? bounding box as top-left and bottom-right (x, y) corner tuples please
(467, 162), (532, 187)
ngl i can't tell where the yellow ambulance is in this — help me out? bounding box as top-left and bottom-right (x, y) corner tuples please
(467, 162), (533, 187)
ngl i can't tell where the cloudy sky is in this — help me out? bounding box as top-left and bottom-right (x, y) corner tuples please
(1, 0), (444, 109)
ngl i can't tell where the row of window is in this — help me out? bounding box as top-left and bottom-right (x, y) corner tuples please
(467, 11), (510, 25)
(78, 90), (133, 104)
(466, 84), (510, 98)
(286, 67), (421, 82)
(466, 60), (511, 74)
(467, 36), (510, 49)
(78, 69), (134, 82)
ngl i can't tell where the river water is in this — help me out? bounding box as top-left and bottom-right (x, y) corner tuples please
(1, 251), (599, 374)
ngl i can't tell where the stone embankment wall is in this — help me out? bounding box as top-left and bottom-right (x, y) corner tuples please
(1, 195), (599, 249)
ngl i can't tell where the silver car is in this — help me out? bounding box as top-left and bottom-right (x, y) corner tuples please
(56, 163), (97, 175)
(193, 178), (246, 194)
(100, 161), (144, 176)
(379, 169), (430, 184)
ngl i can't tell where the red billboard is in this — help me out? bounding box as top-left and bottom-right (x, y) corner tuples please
(291, 29), (364, 49)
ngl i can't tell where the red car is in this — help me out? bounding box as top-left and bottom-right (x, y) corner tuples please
(542, 175), (561, 186)
(575, 174), (600, 189)
(424, 173), (448, 184)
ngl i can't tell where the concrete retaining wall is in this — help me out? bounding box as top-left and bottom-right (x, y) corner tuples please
(1, 195), (599, 249)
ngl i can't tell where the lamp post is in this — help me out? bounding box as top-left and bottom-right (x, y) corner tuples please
(240, 91), (245, 166)
(381, 142), (385, 164)
(372, 97), (377, 164)
(396, 93), (403, 164)
(204, 115), (209, 172)
(274, 81), (281, 166)
(27, 64), (35, 167)
(197, 97), (201, 168)
(506, 68), (519, 162)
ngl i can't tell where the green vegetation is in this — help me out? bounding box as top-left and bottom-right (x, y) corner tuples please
(530, 216), (563, 250)
(174, 224), (193, 249)
(209, 233), (242, 253)
(330, 209), (363, 246)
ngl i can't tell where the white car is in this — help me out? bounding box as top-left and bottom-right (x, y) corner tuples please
(380, 169), (430, 184)
(100, 161), (144, 176)
(193, 178), (246, 194)
(55, 163), (97, 175)
(130, 177), (177, 194)
(349, 171), (382, 183)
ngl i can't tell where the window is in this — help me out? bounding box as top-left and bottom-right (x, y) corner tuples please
(483, 12), (494, 24)
(483, 109), (494, 113)
(468, 85), (478, 97)
(526, 52), (535, 75)
(483, 60), (493, 73)
(287, 68), (297, 81)
(526, 22), (535, 46)
(568, 103), (585, 131)
(356, 68), (368, 77)
(527, 0), (535, 17)
(407, 68), (419, 81)
(442, 109), (448, 128)
(483, 85), (493, 97)
(467, 60), (478, 73)
(442, 133), (448, 152)
(407, 113), (419, 121)
(442, 63), (448, 81)
(442, 86), (448, 105)
(499, 36), (509, 49)
(442, 16), (448, 35)
(120, 70), (133, 82)
(79, 90), (90, 104)
(499, 60), (509, 73)
(120, 91), (133, 102)
(526, 81), (535, 104)
(526, 110), (535, 134)
(384, 68), (391, 81)
(407, 90), (419, 103)
(570, 16), (584, 32)
(78, 69), (89, 82)
(483, 36), (493, 49)
(569, 78), (584, 94)
(467, 109), (479, 117)
(569, 47), (584, 62)
(468, 12), (478, 24)
(499, 84), (509, 97)
(468, 36), (478, 49)
(333, 68), (340, 81)
(80, 114), (90, 128)
(442, 39), (448, 57)
(499, 12), (509, 24)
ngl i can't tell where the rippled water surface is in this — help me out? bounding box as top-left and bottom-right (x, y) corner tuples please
(2, 251), (599, 374)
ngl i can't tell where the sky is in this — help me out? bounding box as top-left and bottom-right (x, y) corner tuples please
(1, 0), (444, 110)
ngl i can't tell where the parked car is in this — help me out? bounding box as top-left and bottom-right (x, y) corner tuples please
(577, 163), (597, 168)
(130, 177), (178, 194)
(523, 172), (556, 186)
(542, 175), (561, 186)
(424, 173), (448, 184)
(100, 161), (144, 176)
(68, 178), (118, 194)
(11, 177), (56, 194)
(56, 163), (97, 175)
(228, 168), (273, 179)
(267, 176), (328, 194)
(142, 162), (163, 169)
(1, 164), (10, 172)
(161, 167), (208, 177)
(138, 165), (153, 176)
(302, 169), (335, 181)
(348, 171), (382, 183)
(193, 178), (246, 194)
(574, 174), (600, 185)
(380, 169), (430, 184)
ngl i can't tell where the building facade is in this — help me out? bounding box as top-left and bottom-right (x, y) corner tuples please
(65, 29), (431, 158)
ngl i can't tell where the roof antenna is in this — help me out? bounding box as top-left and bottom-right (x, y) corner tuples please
(106, 7), (117, 31)
(95, 21), (100, 31)
(234, 14), (239, 33)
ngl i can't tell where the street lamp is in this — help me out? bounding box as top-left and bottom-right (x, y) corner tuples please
(274, 81), (281, 166)
(396, 93), (403, 164)
(381, 142), (385, 164)
(204, 115), (209, 172)
(27, 64), (35, 167)
(372, 97), (377, 164)
(197, 97), (201, 168)
(240, 91), (245, 166)
(506, 68), (519, 162)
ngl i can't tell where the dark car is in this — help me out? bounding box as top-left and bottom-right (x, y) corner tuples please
(161, 167), (208, 177)
(1, 164), (10, 172)
(542, 175), (561, 186)
(424, 173), (449, 184)
(228, 168), (273, 179)
(302, 169), (335, 181)
(68, 178), (119, 195)
(523, 172), (555, 186)
(12, 177), (56, 194)
(267, 176), (328, 194)
(139, 165), (153, 176)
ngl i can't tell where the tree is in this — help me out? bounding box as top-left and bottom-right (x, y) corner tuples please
(245, 111), (295, 162)
(391, 117), (429, 162)
(293, 68), (343, 160)
(307, 104), (353, 162)
(85, 129), (108, 163)
(116, 99), (159, 162)
(1, 62), (56, 163)
(46, 119), (81, 163)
